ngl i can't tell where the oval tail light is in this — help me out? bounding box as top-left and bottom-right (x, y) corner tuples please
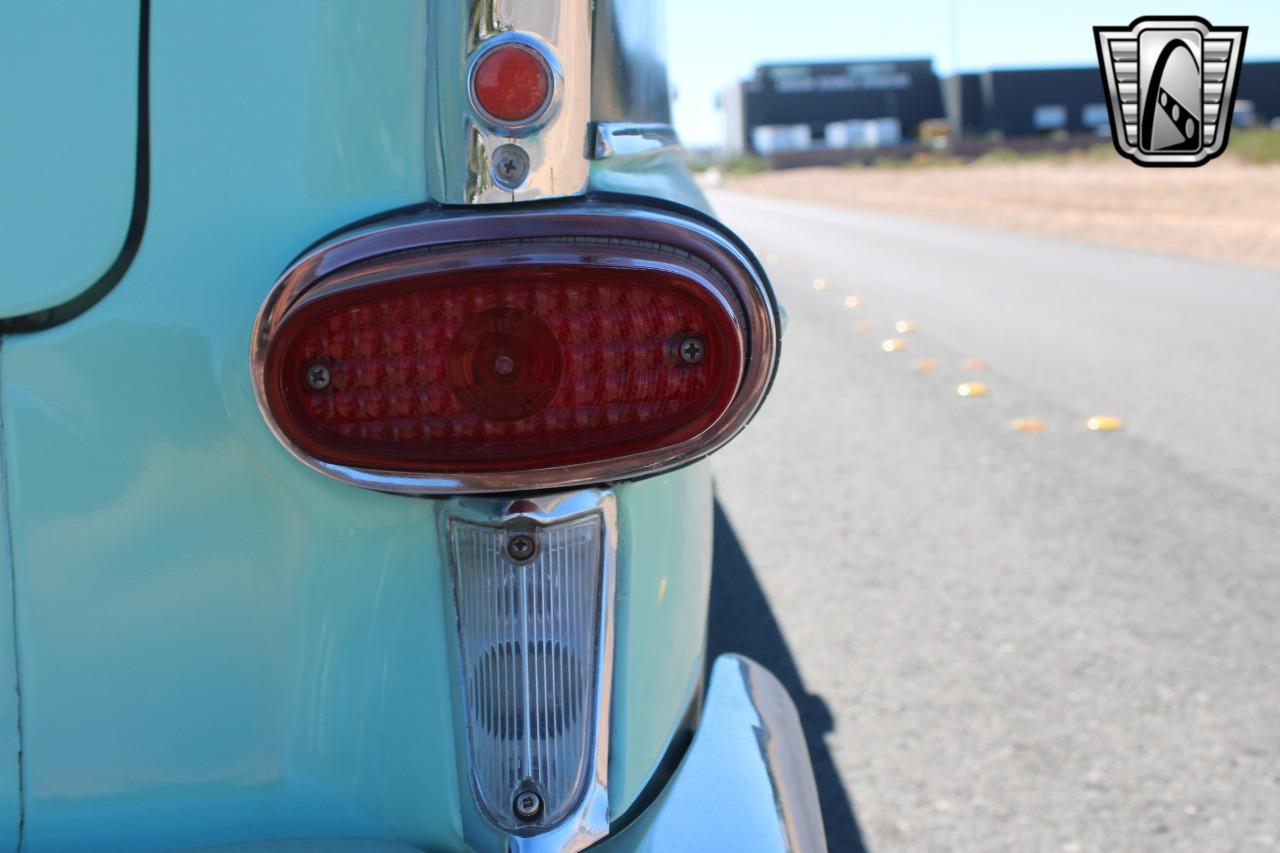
(251, 201), (779, 494)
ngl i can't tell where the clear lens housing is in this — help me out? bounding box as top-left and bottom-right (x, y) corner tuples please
(450, 513), (604, 831)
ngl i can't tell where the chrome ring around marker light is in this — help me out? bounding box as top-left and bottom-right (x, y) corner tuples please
(466, 32), (564, 135)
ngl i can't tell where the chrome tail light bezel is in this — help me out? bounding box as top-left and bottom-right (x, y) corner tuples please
(249, 197), (780, 495)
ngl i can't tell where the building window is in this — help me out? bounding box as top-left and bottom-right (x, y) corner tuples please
(1032, 104), (1067, 130)
(1081, 103), (1110, 128)
(1233, 100), (1257, 128)
(751, 124), (813, 155)
(824, 118), (903, 149)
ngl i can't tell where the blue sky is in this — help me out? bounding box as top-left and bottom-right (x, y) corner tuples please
(667, 0), (1280, 147)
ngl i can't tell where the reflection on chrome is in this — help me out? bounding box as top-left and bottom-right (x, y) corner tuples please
(598, 655), (827, 852)
(592, 123), (682, 159)
(427, 1), (592, 204)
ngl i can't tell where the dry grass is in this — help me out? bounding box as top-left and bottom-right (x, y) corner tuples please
(727, 154), (1280, 269)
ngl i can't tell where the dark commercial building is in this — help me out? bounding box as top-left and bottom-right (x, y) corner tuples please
(945, 68), (1111, 138)
(722, 59), (946, 155)
(1236, 60), (1280, 125)
(726, 56), (1280, 156)
(946, 61), (1280, 140)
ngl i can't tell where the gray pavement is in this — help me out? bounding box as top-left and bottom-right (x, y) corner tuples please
(706, 189), (1280, 853)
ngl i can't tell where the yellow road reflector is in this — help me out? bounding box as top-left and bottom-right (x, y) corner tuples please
(1087, 416), (1124, 431)
(844, 295), (862, 308)
(765, 253), (779, 267)
(812, 277), (830, 291)
(911, 357), (939, 372)
(1010, 417), (1046, 432)
(894, 320), (918, 333)
(961, 358), (988, 371)
(853, 322), (873, 333)
(957, 382), (988, 397)
(882, 338), (907, 352)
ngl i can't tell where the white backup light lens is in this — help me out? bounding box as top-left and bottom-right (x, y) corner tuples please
(450, 514), (604, 831)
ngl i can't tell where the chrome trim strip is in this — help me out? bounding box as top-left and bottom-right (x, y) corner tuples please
(438, 489), (617, 853)
(427, 1), (592, 204)
(589, 0), (673, 125)
(249, 200), (780, 495)
(600, 655), (827, 852)
(591, 123), (682, 159)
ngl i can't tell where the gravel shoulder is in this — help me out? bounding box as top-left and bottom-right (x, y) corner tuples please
(725, 160), (1280, 270)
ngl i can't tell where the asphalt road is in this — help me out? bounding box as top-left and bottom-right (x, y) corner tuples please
(704, 189), (1280, 853)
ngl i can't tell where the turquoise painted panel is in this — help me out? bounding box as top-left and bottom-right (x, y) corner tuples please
(0, 1), (139, 318)
(1, 2), (456, 850)
(610, 462), (714, 814)
(0, 354), (21, 850)
(0, 3), (719, 847)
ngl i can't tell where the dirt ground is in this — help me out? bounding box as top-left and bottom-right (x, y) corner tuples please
(726, 159), (1280, 270)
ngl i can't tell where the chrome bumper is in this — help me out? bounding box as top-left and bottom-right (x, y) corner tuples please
(599, 654), (828, 852)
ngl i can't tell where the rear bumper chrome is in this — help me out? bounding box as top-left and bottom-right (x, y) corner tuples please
(601, 654), (827, 852)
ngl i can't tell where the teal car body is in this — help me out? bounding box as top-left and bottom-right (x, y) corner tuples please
(0, 3), (821, 851)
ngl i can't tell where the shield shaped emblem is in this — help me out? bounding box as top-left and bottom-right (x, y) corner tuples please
(1094, 17), (1248, 166)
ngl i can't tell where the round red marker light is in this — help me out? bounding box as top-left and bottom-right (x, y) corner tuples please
(470, 42), (553, 124)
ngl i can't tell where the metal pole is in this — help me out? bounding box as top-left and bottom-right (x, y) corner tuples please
(950, 0), (960, 72)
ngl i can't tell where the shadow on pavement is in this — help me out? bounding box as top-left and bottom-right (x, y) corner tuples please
(708, 500), (869, 853)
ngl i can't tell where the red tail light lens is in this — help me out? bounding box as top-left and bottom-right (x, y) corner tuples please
(263, 259), (742, 473)
(469, 42), (553, 124)
(252, 204), (779, 494)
